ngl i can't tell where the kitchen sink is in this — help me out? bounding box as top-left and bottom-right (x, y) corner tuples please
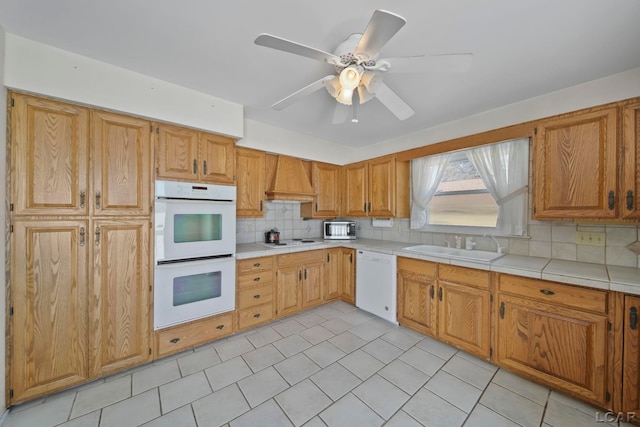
(402, 244), (505, 263)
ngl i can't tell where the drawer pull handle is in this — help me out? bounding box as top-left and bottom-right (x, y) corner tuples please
(253, 313), (261, 318)
(539, 289), (555, 296)
(169, 338), (180, 344)
(627, 190), (634, 211)
(80, 190), (86, 208)
(216, 325), (225, 330)
(253, 262), (261, 267)
(631, 307), (638, 330)
(253, 277), (261, 282)
(608, 190), (615, 210)
(253, 294), (261, 299)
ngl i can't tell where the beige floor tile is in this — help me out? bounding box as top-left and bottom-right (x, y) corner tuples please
(378, 359), (430, 395)
(192, 384), (250, 426)
(465, 404), (521, 427)
(415, 335), (458, 360)
(492, 369), (549, 405)
(140, 405), (197, 427)
(352, 374), (410, 420)
(159, 371), (211, 414)
(100, 389), (160, 427)
(245, 326), (283, 348)
(425, 370), (482, 413)
(379, 329), (421, 350)
(177, 347), (222, 376)
(214, 336), (255, 361)
(310, 363), (362, 401)
(275, 379), (332, 426)
(55, 411), (100, 427)
(328, 331), (367, 353)
(299, 325), (335, 345)
(272, 319), (306, 337)
(403, 388), (467, 427)
(399, 347), (446, 376)
(304, 341), (346, 368)
(361, 338), (404, 363)
(273, 352), (321, 385)
(442, 355), (495, 390)
(480, 383), (545, 427)
(237, 366), (289, 407)
(204, 356), (253, 391)
(132, 360), (181, 395)
(230, 399), (293, 427)
(242, 344), (285, 372)
(273, 334), (312, 357)
(384, 410), (423, 427)
(5, 392), (75, 427)
(70, 375), (131, 419)
(319, 393), (384, 427)
(338, 349), (384, 380)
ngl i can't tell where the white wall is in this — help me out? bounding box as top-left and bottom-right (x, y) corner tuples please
(4, 34), (244, 138)
(356, 67), (640, 162)
(0, 24), (7, 415)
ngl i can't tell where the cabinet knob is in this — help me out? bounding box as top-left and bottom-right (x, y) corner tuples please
(169, 338), (180, 344)
(253, 313), (261, 318)
(253, 277), (261, 282)
(539, 289), (555, 296)
(253, 294), (261, 299)
(216, 325), (225, 330)
(253, 262), (261, 267)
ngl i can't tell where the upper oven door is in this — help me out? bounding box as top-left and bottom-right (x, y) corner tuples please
(155, 198), (236, 261)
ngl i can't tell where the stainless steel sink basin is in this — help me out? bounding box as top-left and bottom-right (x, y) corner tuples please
(402, 244), (505, 263)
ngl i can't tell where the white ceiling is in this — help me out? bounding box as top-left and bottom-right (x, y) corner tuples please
(1, 0), (639, 148)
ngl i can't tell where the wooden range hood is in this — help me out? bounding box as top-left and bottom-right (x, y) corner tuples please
(265, 155), (317, 202)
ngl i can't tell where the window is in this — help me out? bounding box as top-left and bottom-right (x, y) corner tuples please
(429, 154), (498, 227)
(411, 137), (529, 236)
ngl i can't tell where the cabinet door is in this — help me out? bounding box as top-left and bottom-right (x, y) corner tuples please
(91, 219), (151, 377)
(496, 293), (608, 405)
(236, 147), (265, 217)
(200, 132), (236, 184)
(368, 156), (396, 217)
(623, 295), (640, 417)
(313, 162), (341, 217)
(533, 106), (619, 219)
(10, 220), (89, 404)
(343, 162), (368, 217)
(92, 111), (151, 216)
(156, 124), (199, 180)
(302, 262), (324, 309)
(398, 271), (436, 336)
(11, 93), (89, 216)
(622, 101), (640, 219)
(438, 282), (490, 358)
(276, 266), (301, 317)
(324, 248), (341, 301)
(340, 248), (356, 304)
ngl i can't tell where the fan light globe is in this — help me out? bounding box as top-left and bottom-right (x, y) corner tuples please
(339, 65), (361, 90)
(336, 88), (353, 105)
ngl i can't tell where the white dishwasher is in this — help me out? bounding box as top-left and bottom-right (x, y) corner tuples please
(355, 250), (398, 324)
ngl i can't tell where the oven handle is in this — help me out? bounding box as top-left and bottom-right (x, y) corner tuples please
(155, 197), (236, 204)
(156, 255), (236, 267)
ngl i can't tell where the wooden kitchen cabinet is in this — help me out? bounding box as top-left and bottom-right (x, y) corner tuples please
(90, 219), (151, 377)
(10, 219), (90, 403)
(343, 155), (409, 218)
(325, 247), (356, 304)
(91, 111), (152, 216)
(496, 274), (609, 406)
(397, 257), (437, 337)
(437, 265), (491, 359)
(621, 100), (640, 219)
(276, 250), (325, 317)
(156, 123), (235, 184)
(623, 295), (640, 418)
(236, 256), (275, 330)
(11, 93), (90, 216)
(300, 162), (341, 218)
(532, 105), (619, 219)
(155, 312), (234, 358)
(236, 147), (266, 217)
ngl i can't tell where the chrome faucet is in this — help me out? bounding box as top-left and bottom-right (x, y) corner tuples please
(444, 238), (451, 248)
(484, 233), (504, 254)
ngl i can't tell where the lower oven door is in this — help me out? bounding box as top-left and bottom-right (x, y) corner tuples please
(154, 256), (236, 330)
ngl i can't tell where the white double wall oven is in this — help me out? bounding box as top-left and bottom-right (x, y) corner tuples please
(154, 180), (236, 329)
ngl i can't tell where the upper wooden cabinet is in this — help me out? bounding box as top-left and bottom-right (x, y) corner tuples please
(11, 93), (90, 216)
(300, 162), (341, 218)
(621, 100), (640, 219)
(343, 155), (409, 218)
(156, 123), (235, 184)
(533, 105), (619, 219)
(91, 111), (152, 216)
(236, 147), (266, 217)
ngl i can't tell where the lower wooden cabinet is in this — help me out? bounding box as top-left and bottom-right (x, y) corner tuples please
(155, 312), (234, 358)
(397, 257), (437, 336)
(496, 274), (609, 407)
(236, 256), (275, 330)
(325, 247), (356, 304)
(623, 295), (640, 418)
(276, 250), (325, 317)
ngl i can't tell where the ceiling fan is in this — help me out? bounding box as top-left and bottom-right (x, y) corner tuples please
(254, 9), (472, 123)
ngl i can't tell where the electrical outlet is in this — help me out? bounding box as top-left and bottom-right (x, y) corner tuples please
(576, 231), (605, 247)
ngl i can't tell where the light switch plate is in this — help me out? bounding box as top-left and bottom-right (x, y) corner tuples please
(576, 231), (606, 247)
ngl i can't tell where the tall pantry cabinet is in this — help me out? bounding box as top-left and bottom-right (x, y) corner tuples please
(8, 93), (153, 404)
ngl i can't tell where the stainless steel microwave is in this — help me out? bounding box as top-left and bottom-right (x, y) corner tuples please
(323, 220), (357, 240)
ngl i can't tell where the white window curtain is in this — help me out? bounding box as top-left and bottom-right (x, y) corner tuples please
(410, 152), (452, 229)
(466, 137), (529, 236)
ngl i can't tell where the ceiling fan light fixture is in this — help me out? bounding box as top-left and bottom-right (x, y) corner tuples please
(339, 65), (362, 90)
(336, 88), (353, 105)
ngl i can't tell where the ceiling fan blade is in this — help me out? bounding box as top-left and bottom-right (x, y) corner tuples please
(332, 103), (350, 124)
(385, 54), (473, 73)
(255, 34), (342, 65)
(375, 82), (415, 120)
(354, 10), (406, 61)
(272, 75), (335, 111)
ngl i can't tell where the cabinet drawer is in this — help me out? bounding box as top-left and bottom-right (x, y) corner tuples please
(398, 257), (436, 278)
(277, 250), (324, 268)
(238, 284), (273, 309)
(238, 270), (273, 288)
(155, 312), (233, 358)
(498, 274), (607, 314)
(237, 256), (274, 275)
(438, 264), (490, 289)
(238, 303), (273, 330)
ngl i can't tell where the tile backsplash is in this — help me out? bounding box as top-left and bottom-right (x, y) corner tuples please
(236, 205), (640, 268)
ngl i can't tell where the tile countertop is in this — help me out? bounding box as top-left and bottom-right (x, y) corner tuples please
(236, 238), (640, 296)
